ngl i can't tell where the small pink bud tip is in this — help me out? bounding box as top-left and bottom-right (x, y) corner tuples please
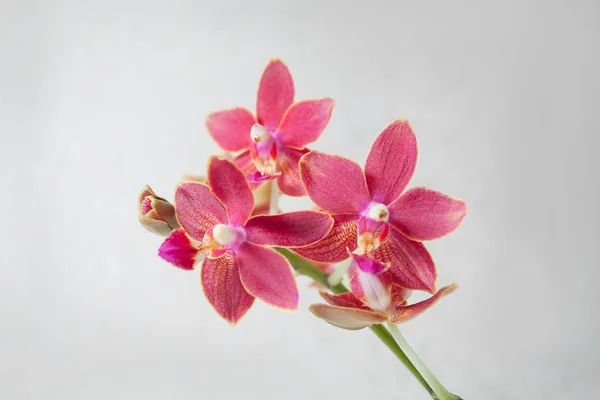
(140, 198), (153, 215)
(247, 171), (281, 183)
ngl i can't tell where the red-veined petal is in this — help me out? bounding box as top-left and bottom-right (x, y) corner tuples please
(245, 211), (333, 247)
(276, 99), (335, 148)
(309, 304), (386, 330)
(373, 227), (437, 293)
(388, 187), (467, 241)
(175, 182), (227, 241)
(319, 292), (372, 310)
(207, 157), (254, 226)
(205, 108), (255, 152)
(293, 214), (359, 263)
(201, 252), (255, 325)
(300, 151), (371, 214)
(276, 147), (309, 196)
(237, 243), (298, 310)
(390, 283), (457, 324)
(158, 228), (201, 270)
(364, 119), (417, 204)
(256, 59), (294, 131)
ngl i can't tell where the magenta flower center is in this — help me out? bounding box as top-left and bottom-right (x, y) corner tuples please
(250, 124), (278, 174)
(201, 224), (246, 258)
(356, 203), (390, 253)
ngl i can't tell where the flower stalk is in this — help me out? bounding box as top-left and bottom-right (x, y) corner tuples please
(276, 248), (460, 399)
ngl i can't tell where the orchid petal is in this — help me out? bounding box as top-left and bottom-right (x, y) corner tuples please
(276, 147), (309, 196)
(309, 304), (386, 330)
(233, 150), (262, 190)
(388, 187), (467, 241)
(293, 214), (359, 262)
(373, 227), (437, 293)
(276, 99), (335, 148)
(207, 157), (254, 226)
(390, 283), (457, 324)
(237, 243), (298, 310)
(365, 119), (417, 204)
(350, 253), (389, 274)
(320, 292), (372, 311)
(300, 151), (371, 214)
(349, 265), (392, 313)
(206, 108), (255, 152)
(245, 211), (333, 247)
(158, 228), (201, 270)
(201, 252), (255, 325)
(175, 182), (227, 241)
(256, 59), (294, 131)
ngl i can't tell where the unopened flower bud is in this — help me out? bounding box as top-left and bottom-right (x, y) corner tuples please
(138, 185), (179, 236)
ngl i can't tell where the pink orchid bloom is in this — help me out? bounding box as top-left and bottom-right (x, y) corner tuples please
(296, 119), (467, 293)
(310, 254), (457, 330)
(158, 156), (334, 324)
(206, 59), (335, 196)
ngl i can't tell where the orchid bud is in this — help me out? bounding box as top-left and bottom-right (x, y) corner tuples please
(138, 185), (180, 236)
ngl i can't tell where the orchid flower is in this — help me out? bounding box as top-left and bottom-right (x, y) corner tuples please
(310, 254), (456, 330)
(158, 156), (333, 324)
(296, 119), (467, 293)
(206, 59), (335, 196)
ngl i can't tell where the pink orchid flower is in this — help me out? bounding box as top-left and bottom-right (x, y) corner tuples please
(310, 254), (457, 330)
(158, 156), (334, 324)
(206, 59), (335, 196)
(296, 119), (467, 293)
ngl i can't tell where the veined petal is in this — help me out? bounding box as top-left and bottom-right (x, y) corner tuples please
(158, 228), (201, 270)
(373, 227), (437, 293)
(309, 304), (386, 330)
(233, 150), (262, 190)
(207, 157), (254, 226)
(365, 119), (417, 204)
(300, 151), (371, 214)
(293, 214), (359, 263)
(390, 283), (457, 324)
(245, 211), (333, 247)
(201, 252), (255, 325)
(237, 243), (298, 310)
(206, 108), (255, 152)
(276, 147), (309, 196)
(175, 182), (227, 241)
(320, 292), (372, 311)
(276, 99), (335, 148)
(256, 59), (294, 131)
(388, 187), (467, 241)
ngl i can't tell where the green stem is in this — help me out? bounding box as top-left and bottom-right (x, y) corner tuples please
(276, 248), (437, 397)
(386, 322), (462, 400)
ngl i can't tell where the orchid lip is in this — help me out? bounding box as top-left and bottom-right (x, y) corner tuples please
(201, 224), (247, 257)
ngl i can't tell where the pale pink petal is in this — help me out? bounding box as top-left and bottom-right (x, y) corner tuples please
(207, 157), (254, 226)
(237, 243), (298, 310)
(205, 108), (255, 152)
(276, 99), (335, 148)
(364, 119), (417, 204)
(245, 211), (333, 247)
(373, 227), (437, 293)
(158, 228), (201, 270)
(233, 150), (262, 190)
(276, 147), (309, 196)
(293, 214), (359, 262)
(201, 252), (255, 325)
(309, 304), (386, 330)
(175, 182), (227, 241)
(388, 187), (467, 241)
(299, 151), (371, 214)
(256, 59), (294, 131)
(390, 283), (457, 324)
(320, 292), (372, 311)
(349, 264), (392, 312)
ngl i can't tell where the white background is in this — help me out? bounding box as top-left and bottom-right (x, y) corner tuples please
(1, 1), (599, 399)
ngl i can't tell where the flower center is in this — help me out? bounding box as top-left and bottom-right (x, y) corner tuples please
(201, 224), (246, 258)
(356, 203), (390, 253)
(249, 124), (278, 174)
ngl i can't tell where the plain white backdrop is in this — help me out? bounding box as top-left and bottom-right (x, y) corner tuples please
(1, 0), (599, 399)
